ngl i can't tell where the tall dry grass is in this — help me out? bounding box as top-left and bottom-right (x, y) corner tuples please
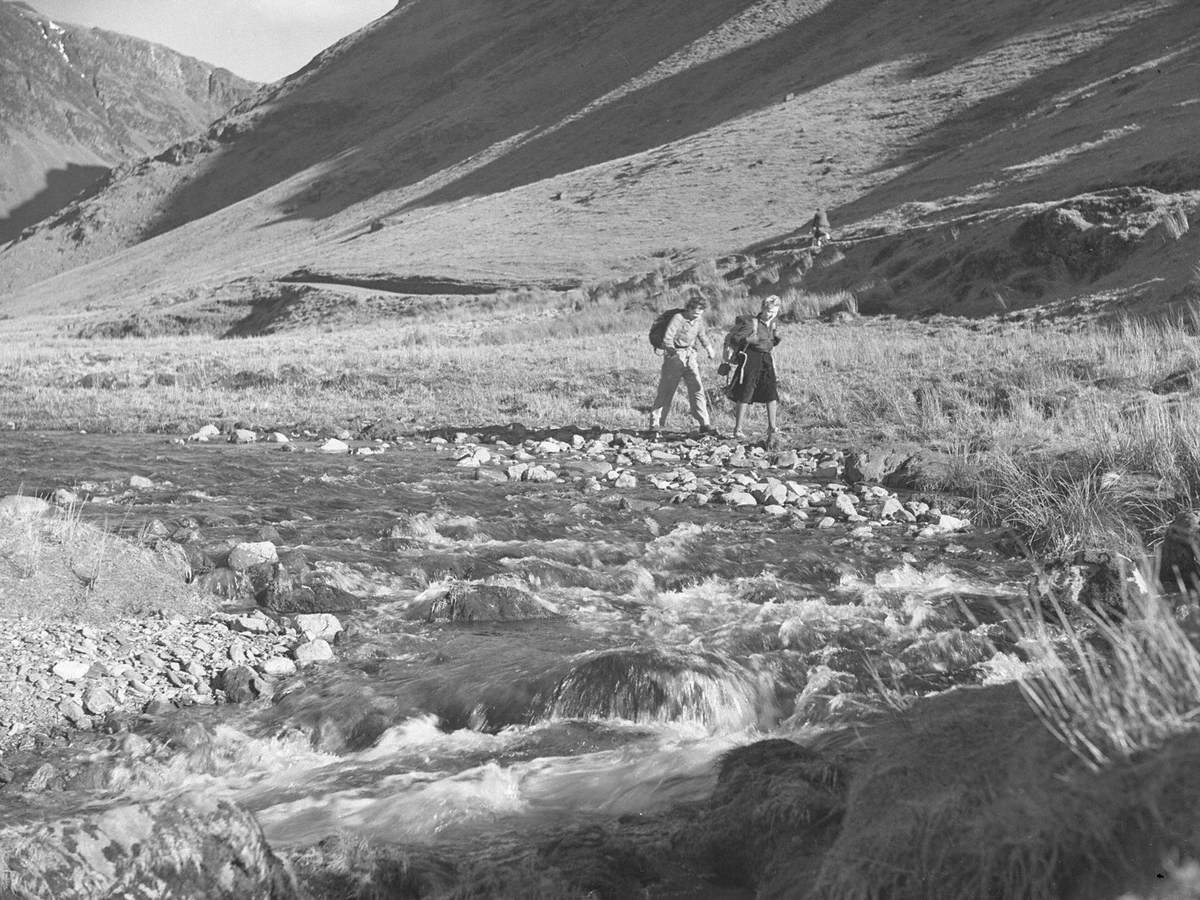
(1013, 561), (1200, 772)
(0, 500), (209, 621)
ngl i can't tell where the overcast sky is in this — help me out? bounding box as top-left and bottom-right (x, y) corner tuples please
(30, 0), (396, 82)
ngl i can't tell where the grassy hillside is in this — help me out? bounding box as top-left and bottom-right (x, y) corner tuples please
(0, 0), (1196, 327)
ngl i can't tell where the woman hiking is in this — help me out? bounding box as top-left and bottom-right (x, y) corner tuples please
(724, 294), (782, 446)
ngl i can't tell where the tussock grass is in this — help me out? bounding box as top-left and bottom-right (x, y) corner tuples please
(1014, 568), (1200, 772)
(780, 289), (858, 321)
(977, 453), (1157, 557)
(0, 501), (209, 622)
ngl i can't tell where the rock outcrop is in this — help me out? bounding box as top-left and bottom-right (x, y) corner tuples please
(0, 0), (257, 242)
(0, 794), (294, 899)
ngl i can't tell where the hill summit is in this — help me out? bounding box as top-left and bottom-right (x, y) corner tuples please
(1, 0), (1197, 325)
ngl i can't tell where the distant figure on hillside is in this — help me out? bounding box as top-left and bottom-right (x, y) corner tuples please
(811, 209), (831, 250)
(724, 294), (782, 446)
(648, 292), (719, 437)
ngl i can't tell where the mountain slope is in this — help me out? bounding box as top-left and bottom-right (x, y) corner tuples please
(0, 0), (257, 243)
(1, 0), (1197, 323)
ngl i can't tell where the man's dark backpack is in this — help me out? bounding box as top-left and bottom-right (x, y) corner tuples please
(648, 308), (684, 351)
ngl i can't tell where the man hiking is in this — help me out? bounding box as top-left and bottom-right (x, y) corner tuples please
(648, 291), (719, 438)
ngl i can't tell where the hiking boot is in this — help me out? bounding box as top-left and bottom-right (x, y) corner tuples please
(698, 425), (721, 438)
(731, 430), (747, 442)
(765, 431), (781, 450)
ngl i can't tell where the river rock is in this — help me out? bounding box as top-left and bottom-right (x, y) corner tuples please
(547, 647), (760, 730)
(294, 613), (343, 642)
(320, 438), (350, 454)
(614, 472), (637, 489)
(917, 514), (969, 539)
(230, 428), (257, 444)
(843, 448), (914, 485)
(189, 423), (221, 442)
(833, 493), (858, 519)
(0, 795), (294, 899)
(128, 475), (154, 489)
(260, 580), (364, 615)
(82, 686), (118, 715)
(228, 541), (278, 570)
(293, 639), (334, 667)
(409, 582), (558, 623)
(229, 613), (273, 634)
(58, 699), (89, 728)
(214, 666), (263, 703)
(524, 465), (559, 483)
(260, 657), (297, 677)
(755, 482), (788, 506)
(51, 660), (90, 682)
(879, 497), (904, 520)
(0, 495), (53, 520)
(774, 450), (799, 468)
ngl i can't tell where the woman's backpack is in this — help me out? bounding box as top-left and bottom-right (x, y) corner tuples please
(724, 315), (755, 351)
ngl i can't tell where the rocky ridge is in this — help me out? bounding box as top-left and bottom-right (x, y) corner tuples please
(0, 0), (257, 243)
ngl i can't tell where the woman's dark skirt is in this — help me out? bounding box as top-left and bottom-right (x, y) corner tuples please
(728, 348), (778, 404)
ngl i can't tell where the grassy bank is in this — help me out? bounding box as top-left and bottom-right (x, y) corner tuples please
(3, 292), (1200, 553)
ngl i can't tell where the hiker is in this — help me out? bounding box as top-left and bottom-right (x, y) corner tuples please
(648, 293), (719, 437)
(811, 209), (831, 250)
(724, 294), (782, 444)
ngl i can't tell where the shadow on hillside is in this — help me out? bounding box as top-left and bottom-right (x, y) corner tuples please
(726, 1), (1199, 256)
(0, 163), (108, 244)
(392, 0), (1142, 216)
(835, 2), (1200, 225)
(145, 0), (1145, 235)
(142, 0), (754, 237)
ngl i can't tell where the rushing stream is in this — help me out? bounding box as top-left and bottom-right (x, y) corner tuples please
(0, 431), (1033, 890)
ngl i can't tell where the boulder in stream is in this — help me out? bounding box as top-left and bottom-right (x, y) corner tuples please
(261, 580), (364, 614)
(546, 647), (767, 731)
(228, 541), (279, 570)
(214, 665), (266, 703)
(407, 582), (558, 623)
(0, 795), (294, 899)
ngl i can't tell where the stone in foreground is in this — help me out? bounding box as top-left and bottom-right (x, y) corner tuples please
(0, 795), (293, 899)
